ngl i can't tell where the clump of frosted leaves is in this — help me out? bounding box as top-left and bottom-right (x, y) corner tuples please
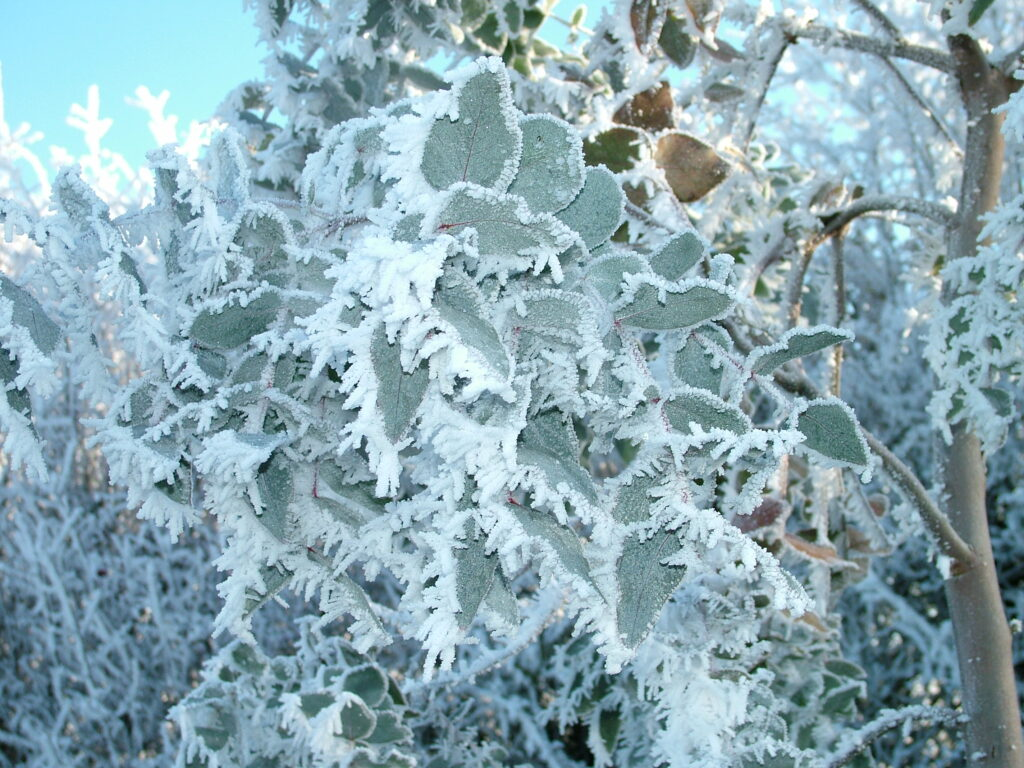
(3, 55), (876, 765)
(174, 633), (416, 768)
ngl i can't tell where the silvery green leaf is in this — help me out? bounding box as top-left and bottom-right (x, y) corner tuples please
(582, 250), (645, 303)
(483, 571), (520, 629)
(436, 184), (571, 264)
(0, 274), (61, 354)
(190, 293), (281, 350)
(797, 399), (869, 467)
(256, 453), (293, 541)
(617, 529), (686, 648)
(0, 349), (30, 416)
(555, 166), (624, 250)
(515, 290), (594, 343)
(339, 697), (377, 740)
(750, 327), (852, 375)
(649, 231), (704, 281)
(615, 281), (733, 330)
(509, 502), (593, 585)
(243, 563), (293, 619)
(507, 114), (585, 213)
(519, 409), (598, 505)
(611, 472), (657, 524)
(343, 666), (388, 708)
(981, 387), (1012, 418)
(454, 523), (500, 630)
(365, 711), (414, 745)
(370, 323), (428, 441)
(671, 337), (722, 394)
(664, 390), (749, 435)
(319, 465), (389, 521)
(421, 68), (521, 191)
(435, 275), (510, 378)
(392, 214), (425, 243)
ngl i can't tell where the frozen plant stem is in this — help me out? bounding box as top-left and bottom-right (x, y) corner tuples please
(940, 32), (1024, 768)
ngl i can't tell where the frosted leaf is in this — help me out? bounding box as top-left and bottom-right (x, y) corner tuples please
(507, 114), (585, 213)
(649, 231), (704, 281)
(796, 399), (869, 468)
(509, 502), (593, 585)
(343, 667), (388, 708)
(0, 275), (61, 354)
(370, 323), (428, 441)
(617, 529), (686, 648)
(318, 464), (388, 522)
(582, 250), (646, 302)
(454, 523), (500, 630)
(664, 390), (749, 436)
(555, 166), (625, 250)
(421, 67), (521, 192)
(750, 326), (853, 375)
(518, 409), (598, 506)
(435, 274), (510, 379)
(190, 292), (282, 350)
(514, 289), (597, 344)
(436, 183), (572, 267)
(483, 571), (521, 631)
(615, 280), (734, 330)
(0, 349), (30, 416)
(583, 128), (642, 173)
(256, 453), (293, 541)
(611, 471), (657, 524)
(243, 563), (292, 619)
(654, 132), (730, 203)
(671, 336), (723, 394)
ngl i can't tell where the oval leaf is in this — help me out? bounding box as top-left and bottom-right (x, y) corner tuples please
(654, 132), (729, 203)
(507, 115), (585, 213)
(797, 399), (869, 468)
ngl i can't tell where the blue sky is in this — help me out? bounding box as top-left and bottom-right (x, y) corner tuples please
(0, 1), (265, 168)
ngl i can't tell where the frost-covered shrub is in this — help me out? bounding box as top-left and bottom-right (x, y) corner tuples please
(0, 54), (881, 766)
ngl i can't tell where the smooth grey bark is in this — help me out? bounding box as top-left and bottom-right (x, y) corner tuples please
(942, 33), (1023, 768)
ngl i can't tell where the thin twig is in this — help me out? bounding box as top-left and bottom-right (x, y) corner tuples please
(825, 705), (964, 767)
(791, 23), (955, 73)
(850, 0), (903, 41)
(880, 57), (964, 154)
(742, 31), (791, 149)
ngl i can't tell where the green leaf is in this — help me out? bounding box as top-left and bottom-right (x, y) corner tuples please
(243, 563), (292, 619)
(507, 115), (585, 213)
(649, 232), (704, 281)
(583, 128), (641, 173)
(611, 472), (657, 524)
(664, 390), (749, 435)
(750, 327), (851, 375)
(343, 666), (388, 708)
(519, 409), (598, 505)
(190, 292), (281, 350)
(968, 0), (996, 25)
(556, 167), (625, 250)
(256, 453), (293, 541)
(319, 466), (389, 521)
(435, 275), (510, 378)
(617, 529), (686, 648)
(509, 502), (594, 586)
(658, 13), (696, 67)
(436, 184), (571, 264)
(0, 274), (61, 353)
(981, 386), (1013, 418)
(615, 281), (733, 330)
(0, 349), (31, 416)
(671, 335), (723, 394)
(583, 250), (645, 302)
(515, 290), (594, 343)
(483, 571), (521, 629)
(797, 400), (868, 467)
(454, 523), (500, 630)
(598, 708), (622, 755)
(365, 711), (413, 745)
(370, 324), (428, 441)
(339, 698), (377, 740)
(300, 692), (335, 717)
(421, 68), (521, 191)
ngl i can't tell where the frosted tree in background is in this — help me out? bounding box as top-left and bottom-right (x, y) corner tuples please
(0, 1), (1021, 767)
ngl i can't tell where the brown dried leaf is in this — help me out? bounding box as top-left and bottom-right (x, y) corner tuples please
(733, 496), (788, 533)
(630, 0), (666, 53)
(654, 132), (729, 202)
(784, 533), (858, 569)
(613, 82), (675, 132)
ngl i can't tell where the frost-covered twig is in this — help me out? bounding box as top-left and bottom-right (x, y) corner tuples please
(850, 0), (903, 42)
(825, 705), (964, 767)
(879, 58), (963, 153)
(722, 320), (976, 565)
(791, 23), (955, 73)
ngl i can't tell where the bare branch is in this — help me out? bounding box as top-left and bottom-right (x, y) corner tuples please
(818, 194), (958, 238)
(999, 40), (1024, 75)
(791, 23), (955, 73)
(826, 706), (964, 768)
(850, 0), (903, 41)
(721, 320), (976, 565)
(880, 57), (963, 154)
(742, 31), (790, 149)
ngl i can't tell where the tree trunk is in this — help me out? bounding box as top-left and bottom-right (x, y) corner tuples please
(942, 34), (1023, 768)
